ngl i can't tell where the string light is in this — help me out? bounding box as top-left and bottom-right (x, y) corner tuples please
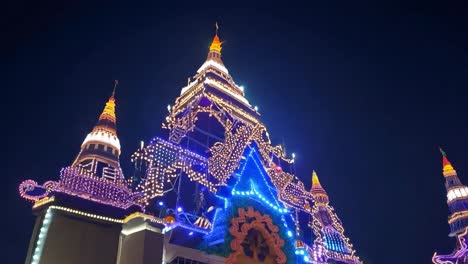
(19, 166), (141, 210)
(123, 212), (164, 224)
(49, 205), (123, 223)
(32, 196), (55, 209)
(131, 137), (216, 205)
(226, 207), (287, 264)
(307, 172), (360, 263)
(31, 208), (52, 264)
(433, 228), (468, 263)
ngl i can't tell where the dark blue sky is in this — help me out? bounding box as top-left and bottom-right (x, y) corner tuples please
(5, 1), (468, 263)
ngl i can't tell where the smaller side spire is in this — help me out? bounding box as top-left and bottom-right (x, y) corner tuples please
(73, 82), (122, 179)
(312, 170), (321, 185)
(437, 148), (468, 238)
(311, 170), (329, 204)
(96, 80), (118, 134)
(440, 147), (457, 177)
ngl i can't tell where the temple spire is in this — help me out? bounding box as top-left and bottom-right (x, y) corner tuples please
(312, 170), (321, 186)
(96, 82), (118, 133)
(205, 23), (224, 65)
(72, 82), (122, 181)
(439, 147), (457, 177)
(435, 148), (468, 241)
(209, 22), (222, 53)
(311, 170), (328, 204)
(112, 79), (118, 98)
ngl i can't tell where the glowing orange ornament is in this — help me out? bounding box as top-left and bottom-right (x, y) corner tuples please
(164, 215), (175, 223)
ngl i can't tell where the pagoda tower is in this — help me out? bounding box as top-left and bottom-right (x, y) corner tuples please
(308, 171), (360, 263)
(131, 26), (361, 264)
(18, 83), (164, 264)
(72, 81), (123, 182)
(433, 149), (468, 263)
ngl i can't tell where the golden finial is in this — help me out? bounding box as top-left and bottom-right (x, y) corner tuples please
(210, 22), (222, 52)
(310, 170), (328, 201)
(312, 170), (320, 185)
(97, 81), (118, 126)
(112, 80), (118, 98)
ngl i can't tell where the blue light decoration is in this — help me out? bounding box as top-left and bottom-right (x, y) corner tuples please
(324, 228), (349, 254)
(230, 146), (290, 216)
(214, 194), (229, 209)
(231, 186), (289, 214)
(202, 207), (227, 247)
(294, 247), (313, 264)
(162, 221), (211, 235)
(154, 143), (313, 263)
(221, 144), (296, 263)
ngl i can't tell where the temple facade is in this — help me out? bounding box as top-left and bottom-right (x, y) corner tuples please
(19, 28), (361, 264)
(433, 149), (468, 264)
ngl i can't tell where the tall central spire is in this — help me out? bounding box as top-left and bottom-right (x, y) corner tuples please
(209, 34), (222, 53)
(206, 22), (224, 65)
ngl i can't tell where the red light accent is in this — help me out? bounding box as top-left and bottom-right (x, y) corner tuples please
(443, 155), (451, 167)
(275, 166), (282, 172)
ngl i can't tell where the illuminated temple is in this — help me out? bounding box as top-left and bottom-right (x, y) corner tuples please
(433, 149), (468, 264)
(19, 29), (361, 264)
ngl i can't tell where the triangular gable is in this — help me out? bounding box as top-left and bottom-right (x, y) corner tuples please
(230, 144), (289, 214)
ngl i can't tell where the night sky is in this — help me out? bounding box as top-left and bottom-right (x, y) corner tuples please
(5, 1), (468, 263)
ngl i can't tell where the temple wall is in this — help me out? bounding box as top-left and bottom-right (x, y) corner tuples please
(27, 209), (121, 264)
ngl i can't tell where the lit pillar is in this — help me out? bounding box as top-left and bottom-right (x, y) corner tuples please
(117, 215), (165, 264)
(25, 205), (122, 264)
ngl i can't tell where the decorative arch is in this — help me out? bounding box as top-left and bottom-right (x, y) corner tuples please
(226, 207), (286, 264)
